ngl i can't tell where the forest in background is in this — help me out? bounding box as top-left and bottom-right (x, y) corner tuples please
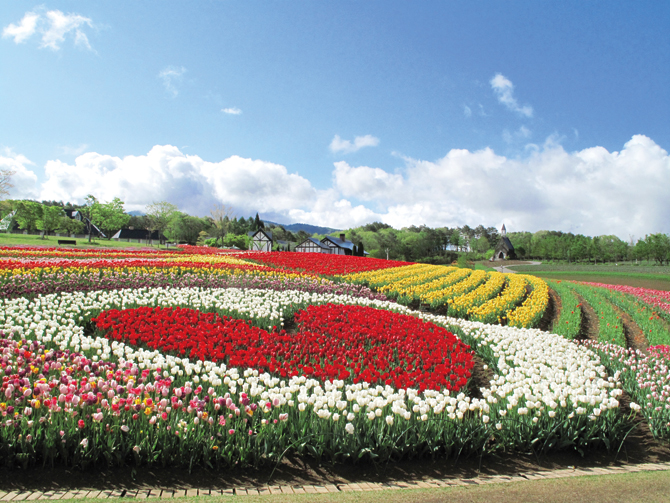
(1, 198), (669, 265)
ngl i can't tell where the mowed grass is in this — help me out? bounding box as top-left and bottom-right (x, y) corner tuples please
(53, 470), (670, 503)
(0, 233), (165, 249)
(508, 263), (670, 291)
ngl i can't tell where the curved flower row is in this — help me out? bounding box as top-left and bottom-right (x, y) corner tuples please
(376, 265), (455, 298)
(564, 283), (626, 346)
(546, 280), (582, 340)
(0, 286), (627, 468)
(342, 264), (433, 288)
(468, 274), (527, 325)
(0, 266), (386, 301)
(506, 276), (549, 329)
(0, 246), (172, 260)
(448, 272), (506, 318)
(422, 270), (488, 308)
(582, 282), (670, 316)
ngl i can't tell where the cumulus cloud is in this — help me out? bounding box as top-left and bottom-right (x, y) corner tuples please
(329, 134), (380, 154)
(328, 135), (670, 237)
(6, 135), (670, 237)
(158, 66), (186, 98)
(222, 107), (242, 115)
(0, 149), (39, 199)
(2, 8), (94, 51)
(490, 73), (533, 117)
(37, 145), (317, 218)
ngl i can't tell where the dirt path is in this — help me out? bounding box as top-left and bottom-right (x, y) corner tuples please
(537, 288), (560, 332)
(576, 294), (600, 342)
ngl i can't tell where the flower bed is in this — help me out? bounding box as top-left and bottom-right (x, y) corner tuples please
(239, 251), (412, 276)
(0, 282), (630, 469)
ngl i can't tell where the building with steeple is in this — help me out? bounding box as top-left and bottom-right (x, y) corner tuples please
(490, 223), (515, 261)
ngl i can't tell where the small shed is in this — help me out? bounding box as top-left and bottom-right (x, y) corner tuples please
(295, 237), (331, 253)
(248, 229), (273, 252)
(321, 233), (356, 256)
(491, 224), (515, 261)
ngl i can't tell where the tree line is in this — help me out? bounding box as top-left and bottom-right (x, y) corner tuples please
(1, 196), (668, 265)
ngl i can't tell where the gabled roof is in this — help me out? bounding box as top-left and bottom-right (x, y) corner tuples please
(248, 229), (272, 240)
(321, 235), (356, 251)
(497, 236), (514, 252)
(297, 237), (330, 250)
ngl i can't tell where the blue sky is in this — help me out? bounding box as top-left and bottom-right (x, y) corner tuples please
(1, 1), (669, 238)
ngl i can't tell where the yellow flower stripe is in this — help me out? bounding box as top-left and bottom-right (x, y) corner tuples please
(449, 272), (507, 318)
(377, 266), (456, 295)
(164, 254), (255, 265)
(468, 274), (528, 325)
(342, 264), (432, 288)
(421, 269), (487, 308)
(506, 275), (549, 328)
(392, 267), (469, 301)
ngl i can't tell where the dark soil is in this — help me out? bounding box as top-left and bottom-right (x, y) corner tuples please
(576, 294), (600, 342)
(614, 306), (649, 354)
(537, 288), (560, 332)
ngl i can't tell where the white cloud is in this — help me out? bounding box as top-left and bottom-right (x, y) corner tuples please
(2, 12), (39, 43)
(2, 9), (94, 51)
(37, 145), (317, 218)
(0, 149), (39, 199)
(490, 73), (533, 117)
(463, 105), (472, 118)
(503, 125), (532, 143)
(5, 135), (669, 238)
(326, 135), (670, 237)
(329, 134), (380, 154)
(222, 107), (242, 115)
(158, 66), (186, 98)
(57, 144), (89, 156)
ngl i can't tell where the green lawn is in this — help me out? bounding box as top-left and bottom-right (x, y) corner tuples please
(0, 233), (168, 249)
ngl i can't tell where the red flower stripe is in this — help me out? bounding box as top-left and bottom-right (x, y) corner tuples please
(92, 304), (474, 393)
(238, 251), (412, 276)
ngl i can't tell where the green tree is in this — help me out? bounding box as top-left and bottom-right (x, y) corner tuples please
(146, 201), (179, 242)
(91, 197), (131, 239)
(57, 216), (85, 236)
(15, 200), (43, 232)
(211, 204), (236, 246)
(36, 205), (65, 238)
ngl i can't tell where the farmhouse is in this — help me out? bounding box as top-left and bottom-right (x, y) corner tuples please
(491, 224), (515, 261)
(248, 229), (273, 252)
(321, 233), (356, 255)
(295, 237), (331, 253)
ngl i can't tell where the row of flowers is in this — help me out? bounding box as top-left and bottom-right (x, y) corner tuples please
(468, 274), (528, 325)
(448, 272), (507, 319)
(0, 285), (631, 468)
(506, 276), (549, 329)
(583, 342), (669, 440)
(582, 282), (670, 316)
(563, 283), (626, 346)
(0, 266), (386, 302)
(546, 280), (582, 340)
(238, 251), (412, 276)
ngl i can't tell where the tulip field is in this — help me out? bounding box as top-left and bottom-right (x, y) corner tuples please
(0, 246), (668, 472)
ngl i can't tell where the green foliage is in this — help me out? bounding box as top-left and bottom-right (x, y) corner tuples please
(14, 200), (43, 232)
(36, 205), (65, 237)
(91, 198), (131, 239)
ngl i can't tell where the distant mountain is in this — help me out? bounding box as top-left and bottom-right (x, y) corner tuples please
(127, 210), (145, 216)
(263, 221), (339, 235)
